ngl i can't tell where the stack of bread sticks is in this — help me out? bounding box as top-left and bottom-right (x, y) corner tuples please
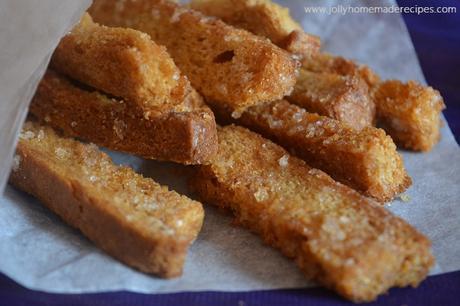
(10, 0), (445, 302)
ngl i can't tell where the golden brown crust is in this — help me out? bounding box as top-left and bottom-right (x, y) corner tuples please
(10, 121), (204, 277)
(279, 29), (321, 60)
(89, 0), (298, 115)
(230, 100), (411, 202)
(51, 14), (189, 114)
(302, 52), (381, 89)
(190, 125), (433, 302)
(373, 80), (446, 151)
(301, 53), (445, 151)
(30, 70), (218, 165)
(189, 0), (320, 59)
(288, 69), (376, 130)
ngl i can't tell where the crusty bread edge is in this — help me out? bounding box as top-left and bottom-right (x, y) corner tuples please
(10, 142), (200, 278)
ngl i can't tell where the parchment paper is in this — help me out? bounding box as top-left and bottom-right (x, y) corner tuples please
(0, 0), (91, 193)
(0, 0), (458, 294)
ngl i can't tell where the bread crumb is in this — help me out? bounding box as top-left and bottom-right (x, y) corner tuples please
(71, 121), (78, 128)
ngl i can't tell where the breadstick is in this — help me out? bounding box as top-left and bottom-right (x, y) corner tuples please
(10, 121), (204, 277)
(89, 0), (298, 116)
(302, 52), (381, 89)
(233, 100), (411, 202)
(189, 0), (320, 59)
(302, 54), (446, 151)
(51, 13), (189, 114)
(374, 80), (446, 151)
(30, 70), (218, 165)
(288, 69), (375, 130)
(190, 125), (433, 302)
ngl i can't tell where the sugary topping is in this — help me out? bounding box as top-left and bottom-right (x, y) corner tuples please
(55, 147), (70, 159)
(12, 155), (21, 172)
(254, 188), (269, 202)
(204, 126), (429, 274)
(19, 130), (35, 140)
(278, 155), (289, 167)
(17, 121), (202, 238)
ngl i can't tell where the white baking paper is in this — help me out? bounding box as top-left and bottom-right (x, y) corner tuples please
(0, 0), (91, 193)
(0, 0), (459, 294)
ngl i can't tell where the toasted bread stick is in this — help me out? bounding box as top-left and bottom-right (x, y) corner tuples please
(373, 80), (446, 151)
(189, 0), (320, 59)
(190, 125), (433, 302)
(302, 52), (381, 89)
(30, 70), (218, 165)
(302, 54), (446, 151)
(10, 121), (204, 278)
(219, 100), (410, 202)
(89, 0), (298, 116)
(51, 14), (189, 114)
(288, 69), (375, 130)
